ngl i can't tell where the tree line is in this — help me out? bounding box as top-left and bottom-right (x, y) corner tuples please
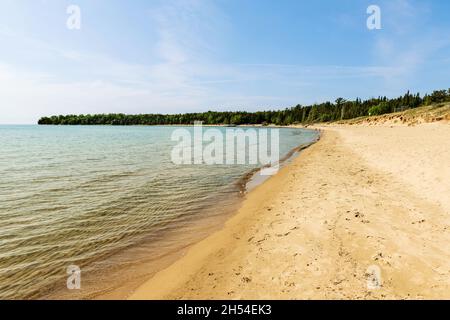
(38, 88), (450, 126)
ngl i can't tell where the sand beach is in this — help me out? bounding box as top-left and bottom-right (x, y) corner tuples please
(130, 115), (450, 299)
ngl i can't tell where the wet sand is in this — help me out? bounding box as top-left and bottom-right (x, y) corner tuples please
(130, 123), (450, 300)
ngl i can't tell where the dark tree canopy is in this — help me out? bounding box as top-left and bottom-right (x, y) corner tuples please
(38, 89), (450, 126)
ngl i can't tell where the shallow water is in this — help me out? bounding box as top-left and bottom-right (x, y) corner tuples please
(0, 125), (318, 299)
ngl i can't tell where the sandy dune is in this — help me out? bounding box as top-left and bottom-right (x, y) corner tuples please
(130, 123), (450, 300)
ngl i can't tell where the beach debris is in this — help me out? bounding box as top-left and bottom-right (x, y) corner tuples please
(276, 232), (290, 237)
(256, 234), (270, 244)
(373, 252), (383, 261)
(285, 281), (295, 287)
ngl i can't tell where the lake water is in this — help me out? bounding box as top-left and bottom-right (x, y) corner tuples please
(0, 125), (318, 299)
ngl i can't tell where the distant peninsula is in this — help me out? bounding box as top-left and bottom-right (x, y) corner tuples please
(38, 89), (450, 126)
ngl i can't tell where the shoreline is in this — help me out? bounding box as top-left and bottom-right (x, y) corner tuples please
(128, 130), (325, 300)
(239, 132), (320, 193)
(129, 139), (317, 299)
(130, 122), (450, 300)
(39, 127), (319, 300)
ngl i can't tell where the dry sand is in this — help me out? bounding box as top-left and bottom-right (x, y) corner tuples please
(130, 122), (450, 300)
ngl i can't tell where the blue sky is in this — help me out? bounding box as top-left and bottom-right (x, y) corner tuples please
(0, 0), (449, 124)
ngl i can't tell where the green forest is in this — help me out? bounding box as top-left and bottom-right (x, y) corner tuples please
(38, 89), (450, 126)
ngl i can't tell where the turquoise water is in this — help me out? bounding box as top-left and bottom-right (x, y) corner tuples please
(0, 125), (318, 299)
